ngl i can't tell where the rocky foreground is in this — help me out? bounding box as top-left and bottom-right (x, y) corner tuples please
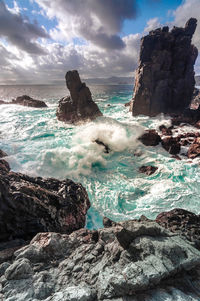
(0, 152), (90, 264)
(0, 209), (200, 301)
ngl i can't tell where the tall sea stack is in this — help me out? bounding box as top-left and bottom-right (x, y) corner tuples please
(130, 18), (198, 116)
(56, 70), (102, 123)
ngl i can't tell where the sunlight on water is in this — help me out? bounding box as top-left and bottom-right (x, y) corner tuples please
(0, 84), (200, 229)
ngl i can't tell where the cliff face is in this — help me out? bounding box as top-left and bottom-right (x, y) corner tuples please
(56, 70), (102, 124)
(131, 18), (198, 116)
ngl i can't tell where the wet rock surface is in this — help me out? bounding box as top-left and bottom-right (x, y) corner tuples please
(0, 156), (90, 245)
(161, 136), (181, 155)
(1, 218), (200, 301)
(138, 129), (161, 146)
(0, 95), (47, 108)
(131, 18), (198, 116)
(56, 70), (102, 124)
(139, 165), (158, 175)
(156, 208), (200, 250)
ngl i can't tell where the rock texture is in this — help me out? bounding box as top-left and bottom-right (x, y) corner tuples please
(1, 219), (200, 301)
(0, 156), (90, 244)
(139, 165), (158, 175)
(138, 129), (161, 146)
(56, 70), (102, 123)
(0, 95), (47, 108)
(131, 18), (198, 116)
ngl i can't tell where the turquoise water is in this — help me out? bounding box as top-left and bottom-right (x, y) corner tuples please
(0, 84), (200, 229)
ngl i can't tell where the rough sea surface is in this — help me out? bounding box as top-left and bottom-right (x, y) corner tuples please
(0, 84), (200, 229)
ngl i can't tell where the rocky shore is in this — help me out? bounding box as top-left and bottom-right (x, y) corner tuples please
(0, 208), (200, 301)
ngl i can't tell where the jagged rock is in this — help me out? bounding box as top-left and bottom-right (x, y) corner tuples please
(171, 107), (200, 127)
(138, 129), (161, 146)
(1, 220), (200, 301)
(161, 136), (181, 155)
(0, 95), (47, 108)
(56, 70), (102, 123)
(156, 208), (200, 250)
(0, 158), (90, 244)
(187, 137), (200, 159)
(139, 165), (158, 175)
(131, 18), (198, 116)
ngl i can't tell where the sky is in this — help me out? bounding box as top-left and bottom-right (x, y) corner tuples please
(0, 0), (200, 84)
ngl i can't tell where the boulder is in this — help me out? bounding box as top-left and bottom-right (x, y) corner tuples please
(159, 125), (173, 136)
(131, 18), (198, 116)
(161, 136), (181, 155)
(187, 137), (200, 159)
(56, 70), (102, 123)
(139, 165), (158, 175)
(0, 158), (90, 243)
(138, 129), (161, 146)
(1, 219), (200, 300)
(0, 95), (47, 108)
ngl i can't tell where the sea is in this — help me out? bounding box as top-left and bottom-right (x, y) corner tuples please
(0, 84), (200, 229)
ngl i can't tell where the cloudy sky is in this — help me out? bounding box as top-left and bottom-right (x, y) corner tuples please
(0, 0), (200, 84)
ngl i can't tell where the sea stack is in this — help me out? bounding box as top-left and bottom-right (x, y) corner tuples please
(56, 70), (102, 123)
(130, 18), (198, 116)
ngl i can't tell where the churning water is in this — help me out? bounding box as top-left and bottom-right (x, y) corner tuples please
(0, 84), (200, 229)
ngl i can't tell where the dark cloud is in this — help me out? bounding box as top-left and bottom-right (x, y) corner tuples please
(0, 1), (49, 55)
(37, 0), (137, 50)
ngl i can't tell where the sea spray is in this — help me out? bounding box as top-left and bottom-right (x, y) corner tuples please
(0, 84), (200, 228)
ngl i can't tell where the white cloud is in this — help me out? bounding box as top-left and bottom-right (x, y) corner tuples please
(35, 0), (138, 50)
(144, 17), (162, 33)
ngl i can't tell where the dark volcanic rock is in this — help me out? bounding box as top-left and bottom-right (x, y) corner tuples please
(156, 208), (200, 250)
(139, 165), (158, 175)
(161, 136), (181, 155)
(0, 95), (47, 108)
(1, 220), (200, 300)
(131, 18), (198, 116)
(0, 159), (90, 243)
(56, 70), (102, 123)
(187, 137), (200, 159)
(159, 124), (173, 136)
(94, 139), (110, 153)
(138, 129), (161, 146)
(0, 149), (8, 158)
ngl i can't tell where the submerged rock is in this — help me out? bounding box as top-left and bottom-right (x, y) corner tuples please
(0, 95), (47, 108)
(56, 70), (102, 124)
(0, 157), (90, 244)
(1, 219), (200, 300)
(131, 18), (198, 116)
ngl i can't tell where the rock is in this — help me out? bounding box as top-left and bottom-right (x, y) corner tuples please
(0, 95), (47, 108)
(0, 159), (10, 173)
(0, 149), (8, 158)
(13, 95), (47, 108)
(124, 101), (131, 107)
(0, 158), (90, 243)
(139, 165), (158, 175)
(138, 129), (161, 146)
(187, 137), (200, 159)
(156, 208), (200, 250)
(1, 220), (200, 300)
(159, 125), (172, 136)
(94, 139), (110, 153)
(4, 258), (33, 280)
(161, 136), (181, 155)
(131, 18), (198, 116)
(56, 70), (102, 124)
